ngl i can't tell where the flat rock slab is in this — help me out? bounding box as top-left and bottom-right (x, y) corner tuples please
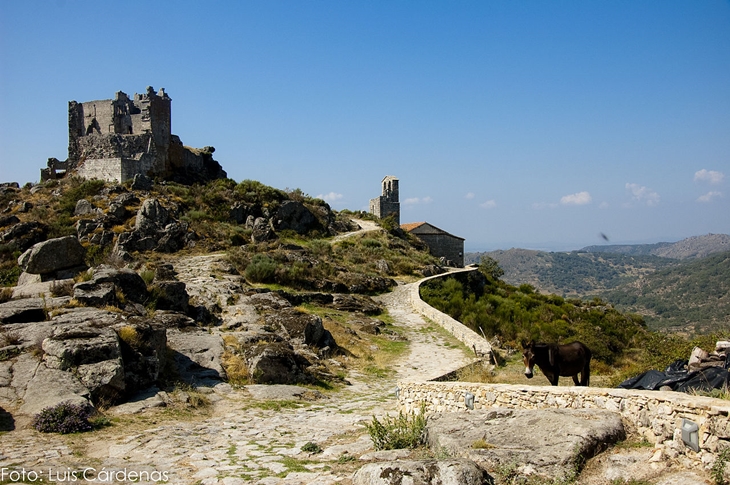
(244, 384), (325, 401)
(353, 459), (492, 485)
(427, 408), (625, 482)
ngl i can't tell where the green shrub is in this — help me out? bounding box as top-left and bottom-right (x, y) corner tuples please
(32, 401), (95, 434)
(365, 404), (428, 450)
(300, 442), (323, 454)
(245, 254), (278, 283)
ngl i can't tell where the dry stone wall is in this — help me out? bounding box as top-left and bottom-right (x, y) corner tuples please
(397, 381), (730, 471)
(409, 268), (493, 360)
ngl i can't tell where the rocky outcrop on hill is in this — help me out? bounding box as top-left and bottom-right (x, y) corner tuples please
(17, 236), (86, 278)
(426, 408), (626, 481)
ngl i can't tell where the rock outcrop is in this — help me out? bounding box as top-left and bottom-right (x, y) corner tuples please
(426, 408), (626, 481)
(353, 459), (492, 485)
(17, 236), (86, 277)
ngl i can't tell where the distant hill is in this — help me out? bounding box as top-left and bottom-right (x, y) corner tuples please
(604, 250), (730, 334)
(466, 249), (677, 296)
(465, 234), (730, 334)
(580, 233), (730, 260)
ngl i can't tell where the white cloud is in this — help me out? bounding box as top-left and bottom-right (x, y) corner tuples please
(560, 191), (592, 206)
(404, 196), (433, 206)
(626, 183), (660, 206)
(316, 192), (343, 203)
(697, 191), (723, 203)
(465, 192), (475, 200)
(479, 200), (497, 209)
(599, 201), (609, 209)
(694, 169), (725, 185)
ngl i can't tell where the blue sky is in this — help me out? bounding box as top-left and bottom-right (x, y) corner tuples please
(1, 1), (728, 251)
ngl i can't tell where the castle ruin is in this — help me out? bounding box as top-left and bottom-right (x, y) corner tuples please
(369, 175), (400, 225)
(42, 86), (226, 184)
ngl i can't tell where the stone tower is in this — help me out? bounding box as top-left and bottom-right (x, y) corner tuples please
(369, 175), (400, 225)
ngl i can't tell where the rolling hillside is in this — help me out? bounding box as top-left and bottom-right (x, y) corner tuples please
(466, 234), (730, 334)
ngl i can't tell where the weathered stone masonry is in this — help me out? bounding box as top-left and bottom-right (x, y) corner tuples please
(402, 267), (730, 472)
(369, 175), (400, 225)
(43, 86), (226, 184)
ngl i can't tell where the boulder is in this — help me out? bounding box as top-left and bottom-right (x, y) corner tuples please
(352, 459), (491, 485)
(0, 215), (20, 228)
(131, 173), (153, 191)
(73, 281), (116, 307)
(0, 298), (48, 324)
(19, 364), (91, 415)
(251, 217), (275, 242)
(42, 325), (122, 371)
(244, 342), (311, 384)
(264, 309), (335, 348)
(426, 408), (625, 482)
(135, 198), (169, 235)
(166, 328), (226, 382)
(331, 294), (383, 315)
(152, 281), (189, 313)
(73, 266), (149, 307)
(273, 201), (320, 234)
(0, 221), (48, 252)
(155, 221), (191, 252)
(105, 202), (128, 222)
(338, 273), (397, 294)
(114, 321), (167, 393)
(74, 358), (126, 402)
(17, 236), (86, 275)
(74, 199), (97, 216)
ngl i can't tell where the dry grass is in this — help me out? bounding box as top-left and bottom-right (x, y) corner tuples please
(117, 325), (142, 348)
(221, 335), (251, 386)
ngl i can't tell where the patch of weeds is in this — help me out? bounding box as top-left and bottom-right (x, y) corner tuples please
(172, 383), (212, 409)
(472, 438), (494, 449)
(276, 457), (317, 476)
(0, 347), (21, 362)
(614, 437), (653, 449)
(364, 365), (391, 378)
(337, 453), (356, 463)
(50, 279), (74, 297)
(301, 442), (323, 454)
(0, 328), (22, 347)
(0, 287), (13, 303)
(140, 269), (155, 286)
(365, 403), (428, 451)
(712, 446), (730, 485)
(116, 325), (142, 349)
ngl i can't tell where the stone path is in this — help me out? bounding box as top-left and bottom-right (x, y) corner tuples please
(0, 263), (473, 484)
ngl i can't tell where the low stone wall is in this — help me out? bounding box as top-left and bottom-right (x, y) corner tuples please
(398, 380), (730, 471)
(410, 268), (493, 360)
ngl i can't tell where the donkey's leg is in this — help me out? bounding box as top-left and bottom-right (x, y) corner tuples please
(580, 363), (590, 386)
(572, 374), (580, 385)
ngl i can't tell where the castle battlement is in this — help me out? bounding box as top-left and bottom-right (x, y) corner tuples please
(42, 86), (225, 184)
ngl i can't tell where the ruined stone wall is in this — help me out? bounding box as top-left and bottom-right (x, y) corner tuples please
(397, 380), (730, 471)
(46, 87), (225, 184)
